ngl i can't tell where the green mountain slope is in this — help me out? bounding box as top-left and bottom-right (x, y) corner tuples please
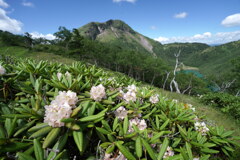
(78, 19), (162, 56)
(162, 42), (210, 64)
(186, 40), (240, 75)
(78, 19), (240, 77)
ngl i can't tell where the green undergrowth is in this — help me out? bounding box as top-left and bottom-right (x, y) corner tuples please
(3, 48), (240, 130)
(2, 48), (240, 137)
(1, 48), (240, 159)
(155, 89), (240, 137)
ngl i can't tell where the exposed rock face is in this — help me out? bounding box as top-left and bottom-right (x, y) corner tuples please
(78, 19), (155, 55)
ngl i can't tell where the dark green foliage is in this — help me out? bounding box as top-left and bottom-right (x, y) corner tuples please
(201, 92), (240, 121)
(0, 58), (239, 159)
(160, 42), (210, 64)
(186, 41), (240, 76)
(0, 30), (25, 47)
(174, 72), (210, 95)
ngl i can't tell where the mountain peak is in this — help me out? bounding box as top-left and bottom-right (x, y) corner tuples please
(78, 19), (161, 55)
(78, 19), (135, 40)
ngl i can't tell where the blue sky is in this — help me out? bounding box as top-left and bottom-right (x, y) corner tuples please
(0, 0), (240, 44)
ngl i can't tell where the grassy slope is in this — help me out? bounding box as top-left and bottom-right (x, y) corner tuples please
(186, 40), (240, 76)
(157, 88), (240, 136)
(2, 46), (240, 138)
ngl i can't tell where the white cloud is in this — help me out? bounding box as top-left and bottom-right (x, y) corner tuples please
(221, 13), (240, 27)
(0, 8), (23, 33)
(174, 12), (188, 19)
(113, 0), (137, 3)
(193, 32), (212, 39)
(154, 31), (240, 44)
(30, 32), (56, 40)
(0, 0), (9, 8)
(150, 26), (157, 30)
(22, 0), (34, 7)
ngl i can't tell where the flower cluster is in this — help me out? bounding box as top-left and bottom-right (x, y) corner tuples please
(0, 65), (6, 75)
(149, 94), (159, 104)
(163, 146), (174, 159)
(184, 103), (196, 112)
(114, 106), (128, 120)
(194, 122), (209, 135)
(103, 152), (126, 160)
(53, 91), (78, 108)
(172, 99), (178, 103)
(122, 84), (137, 103)
(57, 71), (71, 80)
(127, 84), (137, 92)
(90, 84), (106, 101)
(128, 117), (147, 133)
(44, 90), (78, 127)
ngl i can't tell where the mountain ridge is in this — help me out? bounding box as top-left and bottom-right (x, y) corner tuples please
(78, 19), (160, 56)
(78, 19), (240, 76)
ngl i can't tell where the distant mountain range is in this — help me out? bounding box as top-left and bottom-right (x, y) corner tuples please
(78, 19), (240, 76)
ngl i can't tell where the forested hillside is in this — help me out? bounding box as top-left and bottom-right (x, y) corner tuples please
(0, 19), (239, 96)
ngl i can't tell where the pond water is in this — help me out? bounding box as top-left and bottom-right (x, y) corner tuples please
(178, 70), (204, 78)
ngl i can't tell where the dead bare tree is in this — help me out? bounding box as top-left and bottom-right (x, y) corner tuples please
(236, 90), (240, 97)
(182, 76), (192, 94)
(163, 71), (170, 90)
(170, 50), (181, 93)
(213, 79), (236, 92)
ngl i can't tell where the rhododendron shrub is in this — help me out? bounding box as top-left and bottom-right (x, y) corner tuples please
(0, 58), (239, 160)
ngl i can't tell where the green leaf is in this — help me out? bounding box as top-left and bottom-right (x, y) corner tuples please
(0, 125), (6, 138)
(43, 127), (61, 148)
(200, 154), (211, 160)
(160, 119), (170, 130)
(29, 126), (52, 139)
(172, 138), (181, 147)
(141, 138), (156, 160)
(179, 147), (188, 160)
(155, 116), (160, 129)
(221, 130), (234, 138)
(34, 139), (44, 160)
(123, 116), (129, 134)
(0, 142), (31, 153)
(60, 118), (75, 123)
(28, 123), (48, 132)
(113, 117), (118, 131)
(47, 133), (68, 160)
(17, 152), (35, 160)
(96, 127), (111, 135)
(150, 131), (165, 144)
(177, 124), (187, 138)
(101, 120), (112, 132)
(71, 106), (82, 117)
(185, 142), (193, 160)
(54, 149), (67, 160)
(73, 130), (84, 153)
(8, 116), (17, 137)
(88, 102), (96, 116)
(135, 137), (142, 158)
(79, 108), (107, 122)
(115, 141), (136, 160)
(201, 148), (219, 154)
(106, 144), (115, 154)
(14, 120), (36, 137)
(157, 137), (169, 160)
(5, 118), (11, 137)
(65, 122), (81, 130)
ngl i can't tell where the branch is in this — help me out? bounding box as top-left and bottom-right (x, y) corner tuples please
(163, 71), (170, 90)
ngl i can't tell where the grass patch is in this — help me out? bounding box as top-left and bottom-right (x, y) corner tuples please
(157, 88), (240, 137)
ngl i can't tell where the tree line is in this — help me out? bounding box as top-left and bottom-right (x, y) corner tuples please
(0, 28), (227, 95)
